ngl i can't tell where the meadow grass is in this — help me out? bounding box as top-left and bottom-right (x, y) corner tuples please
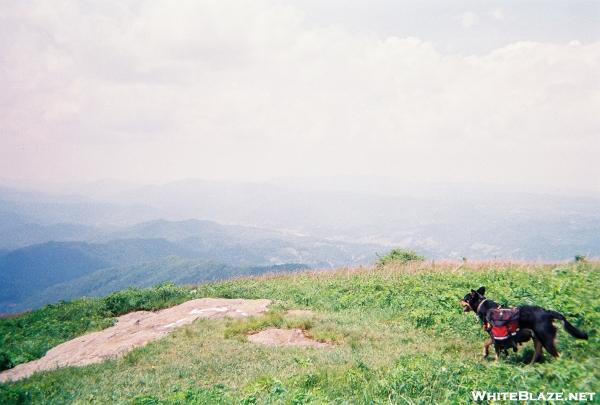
(1, 261), (598, 404)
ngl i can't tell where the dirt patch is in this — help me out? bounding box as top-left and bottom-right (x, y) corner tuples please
(0, 298), (271, 383)
(247, 328), (330, 348)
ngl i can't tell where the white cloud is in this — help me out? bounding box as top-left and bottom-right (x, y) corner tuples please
(0, 1), (599, 192)
(491, 9), (505, 21)
(458, 11), (479, 29)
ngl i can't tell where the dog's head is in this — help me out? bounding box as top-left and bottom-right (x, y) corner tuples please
(460, 286), (486, 312)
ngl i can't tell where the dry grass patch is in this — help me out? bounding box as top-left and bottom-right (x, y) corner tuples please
(247, 328), (331, 348)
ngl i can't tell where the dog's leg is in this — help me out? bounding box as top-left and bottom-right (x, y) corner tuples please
(494, 345), (500, 362)
(530, 338), (543, 364)
(537, 325), (560, 358)
(482, 337), (492, 359)
(542, 337), (560, 358)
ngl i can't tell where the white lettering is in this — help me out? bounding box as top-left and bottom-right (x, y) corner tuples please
(471, 391), (486, 401)
(473, 391), (597, 402)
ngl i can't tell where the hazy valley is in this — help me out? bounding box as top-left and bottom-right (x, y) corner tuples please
(1, 179), (598, 313)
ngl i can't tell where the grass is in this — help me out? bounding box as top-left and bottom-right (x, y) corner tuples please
(0, 261), (598, 404)
(223, 310), (316, 342)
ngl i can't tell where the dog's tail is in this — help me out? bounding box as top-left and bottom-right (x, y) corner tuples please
(547, 310), (588, 339)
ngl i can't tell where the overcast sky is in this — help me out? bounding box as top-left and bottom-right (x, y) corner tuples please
(1, 0), (599, 193)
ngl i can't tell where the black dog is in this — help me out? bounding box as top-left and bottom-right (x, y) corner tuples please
(460, 287), (588, 363)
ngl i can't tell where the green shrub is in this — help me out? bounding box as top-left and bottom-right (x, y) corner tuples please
(376, 248), (425, 267)
(102, 283), (190, 316)
(0, 351), (14, 371)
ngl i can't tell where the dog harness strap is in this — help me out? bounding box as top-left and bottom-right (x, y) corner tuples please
(475, 298), (488, 313)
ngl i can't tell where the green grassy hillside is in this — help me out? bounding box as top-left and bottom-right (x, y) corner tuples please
(1, 261), (598, 404)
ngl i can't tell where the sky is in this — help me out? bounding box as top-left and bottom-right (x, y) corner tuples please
(1, 0), (599, 193)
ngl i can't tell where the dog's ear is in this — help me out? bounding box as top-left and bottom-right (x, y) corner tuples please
(470, 289), (476, 295)
(476, 286), (485, 296)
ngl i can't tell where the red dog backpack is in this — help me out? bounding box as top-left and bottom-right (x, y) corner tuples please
(486, 307), (520, 340)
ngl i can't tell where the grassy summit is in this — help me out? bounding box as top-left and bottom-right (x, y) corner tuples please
(1, 261), (598, 404)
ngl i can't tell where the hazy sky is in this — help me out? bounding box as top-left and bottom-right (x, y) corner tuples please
(1, 0), (599, 192)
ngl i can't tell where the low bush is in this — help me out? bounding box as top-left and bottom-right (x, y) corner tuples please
(376, 248), (425, 267)
(0, 352), (14, 371)
(102, 282), (190, 316)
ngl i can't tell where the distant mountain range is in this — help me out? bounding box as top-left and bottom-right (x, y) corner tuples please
(18, 258), (309, 312)
(0, 209), (378, 313)
(0, 179), (598, 313)
(108, 179), (600, 260)
(0, 238), (193, 312)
